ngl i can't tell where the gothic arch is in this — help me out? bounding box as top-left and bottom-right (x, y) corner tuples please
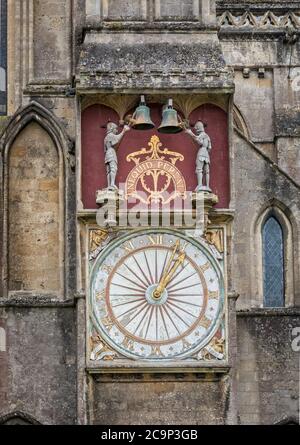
(0, 101), (74, 298)
(233, 104), (251, 140)
(251, 199), (296, 308)
(0, 410), (41, 425)
(0, 101), (73, 160)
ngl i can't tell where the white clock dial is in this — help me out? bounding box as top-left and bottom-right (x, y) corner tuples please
(90, 230), (224, 360)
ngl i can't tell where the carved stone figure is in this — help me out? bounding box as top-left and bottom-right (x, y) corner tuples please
(103, 122), (130, 190)
(185, 121), (212, 191)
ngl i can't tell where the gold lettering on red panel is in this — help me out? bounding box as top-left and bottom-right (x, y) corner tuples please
(125, 136), (186, 205)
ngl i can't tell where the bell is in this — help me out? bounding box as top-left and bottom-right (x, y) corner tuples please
(131, 96), (155, 130)
(158, 99), (183, 134)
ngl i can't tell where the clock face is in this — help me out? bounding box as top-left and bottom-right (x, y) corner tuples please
(90, 230), (224, 361)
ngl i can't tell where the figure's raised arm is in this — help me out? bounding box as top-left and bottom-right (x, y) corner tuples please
(109, 124), (131, 148)
(185, 128), (200, 145)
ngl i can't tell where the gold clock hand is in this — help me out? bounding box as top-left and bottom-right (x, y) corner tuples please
(153, 241), (185, 300)
(160, 252), (186, 290)
(153, 241), (180, 299)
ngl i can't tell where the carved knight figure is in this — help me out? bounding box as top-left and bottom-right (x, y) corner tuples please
(185, 121), (212, 192)
(103, 122), (130, 190)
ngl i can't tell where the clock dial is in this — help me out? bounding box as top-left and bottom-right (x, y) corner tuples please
(90, 230), (224, 360)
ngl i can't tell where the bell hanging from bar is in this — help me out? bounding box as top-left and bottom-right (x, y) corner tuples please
(158, 99), (183, 134)
(131, 95), (155, 130)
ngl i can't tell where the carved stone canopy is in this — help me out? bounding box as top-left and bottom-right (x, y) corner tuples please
(77, 32), (234, 92)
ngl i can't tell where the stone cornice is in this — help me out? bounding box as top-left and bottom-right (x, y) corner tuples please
(237, 307), (300, 317)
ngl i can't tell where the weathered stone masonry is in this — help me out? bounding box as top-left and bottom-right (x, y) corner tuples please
(0, 0), (299, 425)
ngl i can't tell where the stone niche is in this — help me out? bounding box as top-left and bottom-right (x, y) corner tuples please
(8, 122), (63, 294)
(102, 0), (148, 20)
(155, 0), (198, 20)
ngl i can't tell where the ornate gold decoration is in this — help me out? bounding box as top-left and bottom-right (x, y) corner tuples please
(197, 336), (225, 361)
(203, 337), (225, 360)
(125, 135), (186, 204)
(90, 229), (109, 253)
(205, 229), (224, 253)
(90, 334), (117, 361)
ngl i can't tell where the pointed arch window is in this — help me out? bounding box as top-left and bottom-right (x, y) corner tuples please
(262, 216), (285, 307)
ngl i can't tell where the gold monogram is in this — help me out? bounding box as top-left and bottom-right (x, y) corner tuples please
(125, 136), (186, 204)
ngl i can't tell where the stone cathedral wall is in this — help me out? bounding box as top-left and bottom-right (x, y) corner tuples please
(0, 0), (299, 425)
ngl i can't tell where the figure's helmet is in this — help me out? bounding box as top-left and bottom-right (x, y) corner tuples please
(194, 121), (205, 132)
(106, 122), (118, 134)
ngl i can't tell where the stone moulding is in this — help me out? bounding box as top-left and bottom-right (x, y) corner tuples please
(237, 308), (300, 317)
(0, 101), (75, 300)
(218, 10), (300, 30)
(0, 410), (41, 425)
(77, 70), (234, 93)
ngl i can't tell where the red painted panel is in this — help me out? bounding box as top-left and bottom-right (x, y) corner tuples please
(190, 104), (230, 208)
(81, 103), (229, 209)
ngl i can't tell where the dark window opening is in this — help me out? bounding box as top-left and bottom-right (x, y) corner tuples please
(262, 216), (285, 307)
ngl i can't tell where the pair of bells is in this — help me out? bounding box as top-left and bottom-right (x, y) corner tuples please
(128, 96), (183, 134)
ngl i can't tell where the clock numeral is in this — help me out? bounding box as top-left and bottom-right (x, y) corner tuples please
(122, 337), (135, 351)
(209, 291), (219, 300)
(102, 264), (113, 274)
(123, 241), (135, 252)
(151, 345), (163, 357)
(147, 234), (164, 245)
(199, 316), (212, 329)
(199, 262), (210, 273)
(102, 316), (114, 332)
(96, 290), (105, 301)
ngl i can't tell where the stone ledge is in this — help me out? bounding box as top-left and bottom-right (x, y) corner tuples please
(84, 22), (219, 32)
(87, 361), (231, 377)
(0, 294), (76, 308)
(237, 307), (300, 317)
(91, 370), (231, 383)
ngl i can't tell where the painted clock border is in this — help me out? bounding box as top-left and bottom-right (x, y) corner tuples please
(87, 227), (228, 371)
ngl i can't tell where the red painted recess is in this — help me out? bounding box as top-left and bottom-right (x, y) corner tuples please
(81, 103), (229, 209)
